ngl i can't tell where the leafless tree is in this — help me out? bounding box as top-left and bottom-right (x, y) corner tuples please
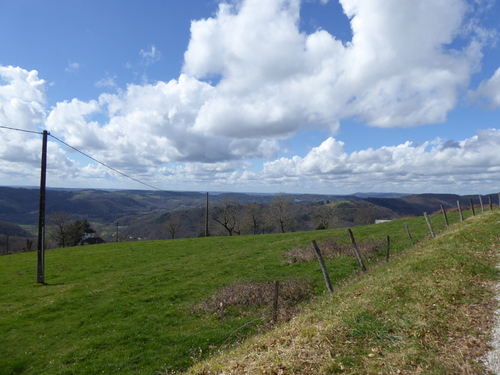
(165, 216), (181, 239)
(243, 202), (265, 235)
(48, 212), (73, 248)
(270, 194), (295, 233)
(212, 199), (242, 236)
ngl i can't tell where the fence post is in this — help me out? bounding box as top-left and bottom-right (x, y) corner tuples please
(405, 223), (415, 247)
(479, 195), (485, 214)
(489, 195), (493, 211)
(424, 212), (436, 238)
(347, 229), (367, 272)
(457, 201), (464, 222)
(272, 280), (280, 323)
(469, 198), (476, 216)
(386, 235), (390, 263)
(440, 205), (449, 227)
(312, 240), (334, 293)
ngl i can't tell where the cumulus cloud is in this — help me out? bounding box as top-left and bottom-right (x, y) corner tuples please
(182, 0), (484, 138)
(1, 0), (498, 193)
(471, 67), (500, 108)
(256, 129), (500, 192)
(46, 74), (280, 172)
(0, 66), (46, 165)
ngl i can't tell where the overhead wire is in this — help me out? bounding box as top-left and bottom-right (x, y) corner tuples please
(1, 125), (166, 192)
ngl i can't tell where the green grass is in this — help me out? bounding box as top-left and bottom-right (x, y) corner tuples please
(0, 208), (485, 374)
(188, 209), (500, 374)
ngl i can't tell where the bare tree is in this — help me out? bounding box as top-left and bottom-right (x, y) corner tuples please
(243, 202), (265, 235)
(165, 216), (181, 239)
(270, 194), (295, 233)
(212, 199), (242, 236)
(48, 212), (73, 248)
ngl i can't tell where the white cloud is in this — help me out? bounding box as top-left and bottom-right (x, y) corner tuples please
(181, 0), (484, 138)
(65, 61), (80, 73)
(256, 129), (500, 192)
(45, 74), (280, 173)
(1, 0), (498, 194)
(140, 45), (162, 66)
(95, 74), (117, 89)
(471, 67), (500, 108)
(0, 66), (47, 165)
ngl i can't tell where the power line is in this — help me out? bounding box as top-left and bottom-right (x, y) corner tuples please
(1, 125), (166, 192)
(48, 134), (166, 192)
(0, 125), (43, 135)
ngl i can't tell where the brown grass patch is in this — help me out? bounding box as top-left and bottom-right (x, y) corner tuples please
(286, 238), (385, 263)
(196, 279), (314, 323)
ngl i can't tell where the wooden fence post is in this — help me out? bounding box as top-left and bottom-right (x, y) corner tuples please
(405, 223), (415, 247)
(312, 240), (334, 293)
(272, 280), (280, 323)
(386, 235), (390, 263)
(489, 195), (493, 211)
(457, 201), (464, 222)
(424, 212), (436, 238)
(469, 198), (476, 216)
(347, 229), (367, 272)
(479, 195), (485, 213)
(440, 205), (449, 227)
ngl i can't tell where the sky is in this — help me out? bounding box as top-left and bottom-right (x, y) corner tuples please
(0, 0), (499, 195)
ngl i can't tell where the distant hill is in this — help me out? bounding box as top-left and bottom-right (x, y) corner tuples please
(0, 186), (497, 245)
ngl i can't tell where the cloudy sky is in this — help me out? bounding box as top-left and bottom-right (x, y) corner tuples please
(0, 0), (499, 195)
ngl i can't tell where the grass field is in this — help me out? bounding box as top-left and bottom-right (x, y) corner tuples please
(0, 207), (490, 374)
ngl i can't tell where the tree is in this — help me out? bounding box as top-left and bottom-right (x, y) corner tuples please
(314, 204), (337, 230)
(269, 194), (295, 233)
(66, 219), (94, 247)
(212, 200), (241, 236)
(165, 216), (181, 239)
(48, 212), (73, 248)
(48, 213), (94, 248)
(243, 202), (265, 235)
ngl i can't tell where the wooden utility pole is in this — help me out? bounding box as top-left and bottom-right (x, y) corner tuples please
(37, 130), (48, 284)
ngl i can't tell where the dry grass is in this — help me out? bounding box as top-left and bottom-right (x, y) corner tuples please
(184, 212), (500, 374)
(285, 238), (385, 264)
(195, 279), (314, 323)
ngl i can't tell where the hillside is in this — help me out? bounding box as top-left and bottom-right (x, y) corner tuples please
(187, 210), (500, 374)
(1, 186), (497, 251)
(1, 206), (498, 374)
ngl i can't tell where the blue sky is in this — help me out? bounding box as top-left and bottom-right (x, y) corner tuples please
(0, 0), (499, 195)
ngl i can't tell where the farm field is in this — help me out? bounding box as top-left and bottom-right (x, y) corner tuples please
(0, 208), (489, 374)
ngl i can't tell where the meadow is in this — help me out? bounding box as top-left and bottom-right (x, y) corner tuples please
(0, 207), (489, 374)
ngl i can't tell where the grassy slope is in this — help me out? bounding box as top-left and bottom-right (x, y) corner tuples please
(188, 211), (500, 374)
(0, 208), (493, 374)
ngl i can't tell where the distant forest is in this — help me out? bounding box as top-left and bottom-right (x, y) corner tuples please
(0, 186), (496, 254)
